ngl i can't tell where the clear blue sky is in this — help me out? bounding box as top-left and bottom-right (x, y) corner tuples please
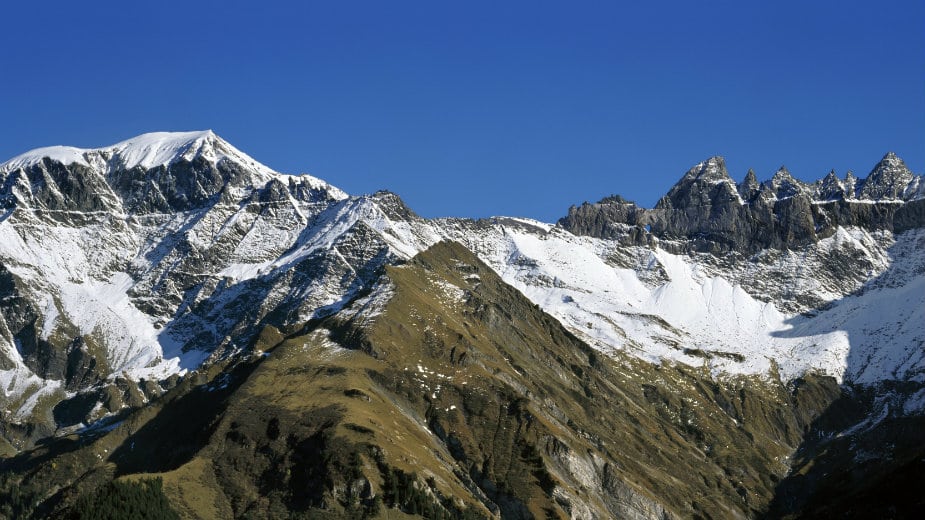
(1, 1), (922, 221)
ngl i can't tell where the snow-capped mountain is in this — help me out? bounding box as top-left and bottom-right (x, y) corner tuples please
(1, 131), (354, 434)
(1, 132), (922, 444)
(1, 131), (923, 518)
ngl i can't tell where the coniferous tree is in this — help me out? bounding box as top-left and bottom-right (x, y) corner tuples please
(68, 478), (179, 520)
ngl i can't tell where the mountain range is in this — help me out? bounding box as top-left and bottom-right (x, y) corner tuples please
(0, 131), (922, 519)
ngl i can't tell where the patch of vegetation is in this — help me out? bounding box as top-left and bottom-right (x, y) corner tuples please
(66, 478), (179, 520)
(380, 466), (484, 520)
(0, 472), (42, 519)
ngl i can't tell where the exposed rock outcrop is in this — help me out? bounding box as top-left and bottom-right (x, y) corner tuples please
(560, 153), (924, 253)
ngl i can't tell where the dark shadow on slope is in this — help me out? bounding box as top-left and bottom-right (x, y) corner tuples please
(763, 387), (925, 519)
(766, 229), (924, 384)
(107, 358), (262, 475)
(762, 229), (925, 518)
(0, 409), (132, 475)
(136, 204), (213, 273)
(0, 360), (262, 519)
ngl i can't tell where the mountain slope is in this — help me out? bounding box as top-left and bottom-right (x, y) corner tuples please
(0, 241), (847, 519)
(1, 132), (923, 518)
(438, 218), (925, 384)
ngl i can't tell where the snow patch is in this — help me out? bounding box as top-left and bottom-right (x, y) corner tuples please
(441, 222), (925, 384)
(1, 146), (90, 171)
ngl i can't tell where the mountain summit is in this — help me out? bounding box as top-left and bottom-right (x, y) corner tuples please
(1, 132), (923, 519)
(563, 153), (924, 254)
(656, 156), (741, 209)
(0, 131), (345, 215)
(858, 151), (916, 200)
(3, 130), (259, 173)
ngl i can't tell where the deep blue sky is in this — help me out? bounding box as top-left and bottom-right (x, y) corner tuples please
(1, 1), (922, 221)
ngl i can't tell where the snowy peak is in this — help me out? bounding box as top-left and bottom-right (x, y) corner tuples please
(0, 131), (348, 214)
(1, 130), (274, 177)
(1, 130), (924, 499)
(107, 130), (239, 171)
(0, 145), (90, 173)
(878, 151), (903, 167)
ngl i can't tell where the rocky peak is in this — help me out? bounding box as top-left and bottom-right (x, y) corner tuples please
(0, 154), (123, 215)
(369, 190), (420, 221)
(556, 193), (647, 243)
(597, 194), (637, 206)
(858, 152), (915, 200)
(562, 153), (925, 254)
(678, 156), (732, 184)
(760, 166), (809, 200)
(815, 170), (847, 201)
(844, 171), (859, 198)
(656, 156), (740, 209)
(737, 169), (760, 202)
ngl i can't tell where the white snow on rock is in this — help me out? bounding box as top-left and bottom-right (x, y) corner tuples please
(2, 130), (228, 172)
(0, 130), (347, 200)
(1, 132), (923, 431)
(109, 130), (249, 171)
(440, 221), (925, 384)
(0, 145), (91, 172)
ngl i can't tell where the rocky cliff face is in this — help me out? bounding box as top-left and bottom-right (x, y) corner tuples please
(559, 153), (925, 254)
(0, 133), (923, 519)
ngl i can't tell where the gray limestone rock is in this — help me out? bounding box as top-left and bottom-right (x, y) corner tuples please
(559, 154), (924, 254)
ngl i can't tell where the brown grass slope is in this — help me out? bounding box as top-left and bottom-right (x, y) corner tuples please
(0, 241), (843, 519)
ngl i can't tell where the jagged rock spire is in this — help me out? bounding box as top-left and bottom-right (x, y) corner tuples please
(656, 156), (740, 209)
(815, 169), (847, 201)
(760, 166), (810, 200)
(858, 151), (914, 200)
(738, 169), (760, 202)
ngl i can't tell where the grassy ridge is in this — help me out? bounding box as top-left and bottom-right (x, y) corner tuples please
(0, 241), (846, 519)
